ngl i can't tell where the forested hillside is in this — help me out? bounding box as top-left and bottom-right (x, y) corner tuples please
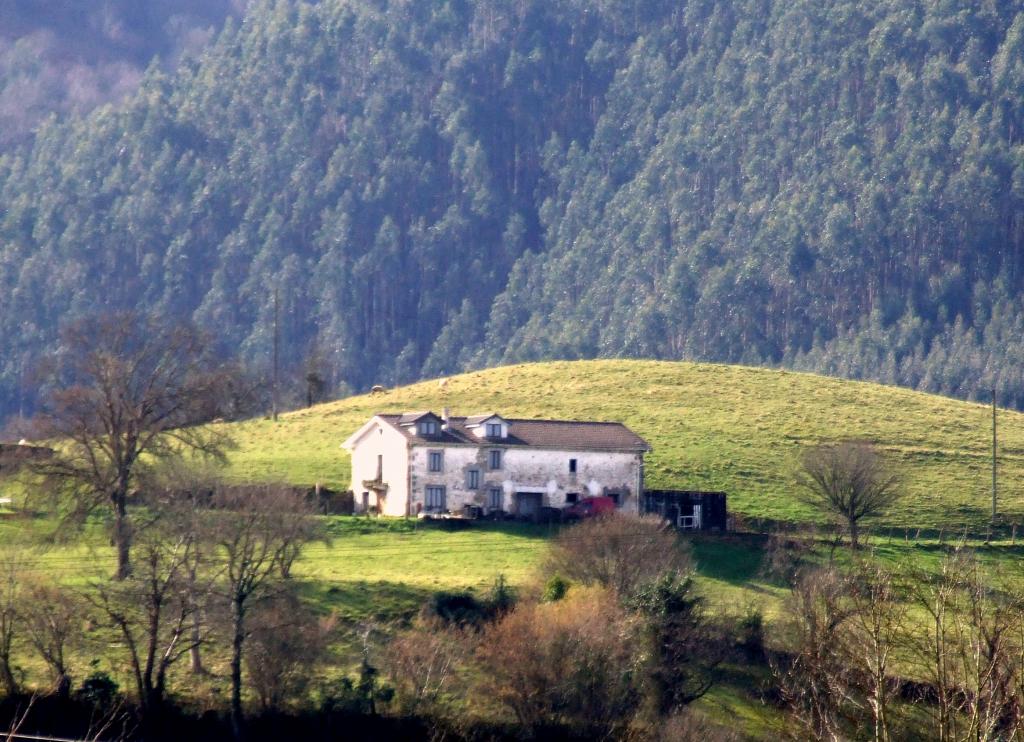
(0, 0), (245, 149)
(2, 0), (1024, 421)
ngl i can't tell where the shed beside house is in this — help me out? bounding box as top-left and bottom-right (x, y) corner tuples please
(642, 489), (728, 531)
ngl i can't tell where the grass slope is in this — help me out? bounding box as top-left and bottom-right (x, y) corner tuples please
(225, 360), (1024, 530)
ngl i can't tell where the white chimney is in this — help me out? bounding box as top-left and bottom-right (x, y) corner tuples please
(442, 407), (450, 430)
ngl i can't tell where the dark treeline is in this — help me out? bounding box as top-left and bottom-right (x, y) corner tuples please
(3, 0), (1024, 420)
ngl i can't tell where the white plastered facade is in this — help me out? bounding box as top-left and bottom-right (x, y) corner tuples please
(341, 415), (646, 517)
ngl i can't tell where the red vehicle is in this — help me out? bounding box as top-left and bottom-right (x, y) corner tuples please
(563, 496), (617, 521)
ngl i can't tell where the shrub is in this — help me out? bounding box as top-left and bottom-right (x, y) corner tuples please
(426, 591), (490, 627)
(487, 574), (516, 616)
(76, 671), (121, 713)
(475, 587), (642, 737)
(628, 571), (724, 713)
(245, 590), (335, 711)
(545, 514), (691, 598)
(737, 607), (765, 662)
(542, 574), (570, 603)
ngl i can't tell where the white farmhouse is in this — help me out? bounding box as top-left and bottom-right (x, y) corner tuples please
(340, 410), (651, 517)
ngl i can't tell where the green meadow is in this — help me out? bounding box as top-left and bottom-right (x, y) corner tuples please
(224, 360), (1022, 531)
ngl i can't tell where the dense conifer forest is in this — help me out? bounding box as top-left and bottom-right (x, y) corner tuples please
(3, 0), (1024, 420)
(0, 0), (245, 149)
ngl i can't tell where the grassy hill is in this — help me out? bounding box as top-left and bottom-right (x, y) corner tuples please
(224, 360), (1024, 531)
(7, 359), (1024, 738)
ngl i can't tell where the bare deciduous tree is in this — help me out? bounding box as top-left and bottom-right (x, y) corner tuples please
(771, 567), (858, 741)
(956, 565), (1021, 742)
(797, 442), (902, 548)
(912, 550), (1024, 742)
(0, 557), (22, 694)
(87, 516), (207, 715)
(21, 583), (81, 698)
(847, 562), (908, 742)
(244, 589), (335, 712)
(205, 483), (320, 738)
(545, 513), (691, 598)
(31, 311), (233, 579)
(383, 617), (470, 717)
(910, 551), (965, 742)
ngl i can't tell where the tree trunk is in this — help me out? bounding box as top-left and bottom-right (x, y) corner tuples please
(148, 668), (167, 715)
(0, 656), (16, 694)
(189, 612), (204, 675)
(849, 518), (860, 549)
(56, 671), (71, 699)
(187, 554), (205, 674)
(872, 690), (889, 742)
(230, 597), (245, 740)
(114, 494), (132, 580)
(144, 602), (159, 705)
(0, 620), (15, 693)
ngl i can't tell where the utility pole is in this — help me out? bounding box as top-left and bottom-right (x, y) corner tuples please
(272, 287), (280, 422)
(992, 386), (997, 523)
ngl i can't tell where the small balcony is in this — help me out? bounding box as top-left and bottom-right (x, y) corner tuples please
(362, 478), (389, 496)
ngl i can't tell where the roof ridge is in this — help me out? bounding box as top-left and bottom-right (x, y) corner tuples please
(505, 417), (627, 426)
(379, 412), (628, 426)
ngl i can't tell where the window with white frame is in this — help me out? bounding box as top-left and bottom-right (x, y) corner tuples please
(428, 450), (443, 472)
(486, 422), (502, 437)
(425, 486), (446, 511)
(466, 468), (480, 489)
(488, 487), (503, 510)
(488, 449), (502, 470)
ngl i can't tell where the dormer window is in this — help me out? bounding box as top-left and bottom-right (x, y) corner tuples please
(419, 420), (438, 436)
(466, 413), (508, 439)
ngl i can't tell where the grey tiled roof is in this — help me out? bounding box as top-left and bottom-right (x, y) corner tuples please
(464, 413), (501, 426)
(397, 411), (437, 425)
(376, 413), (651, 452)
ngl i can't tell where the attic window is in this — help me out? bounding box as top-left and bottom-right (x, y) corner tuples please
(486, 422), (502, 438)
(419, 420), (438, 436)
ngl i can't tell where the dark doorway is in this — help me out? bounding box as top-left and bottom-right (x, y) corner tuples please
(515, 492), (542, 519)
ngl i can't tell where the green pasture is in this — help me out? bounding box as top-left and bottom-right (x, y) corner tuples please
(224, 360), (1024, 531)
(4, 505), (1024, 739)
